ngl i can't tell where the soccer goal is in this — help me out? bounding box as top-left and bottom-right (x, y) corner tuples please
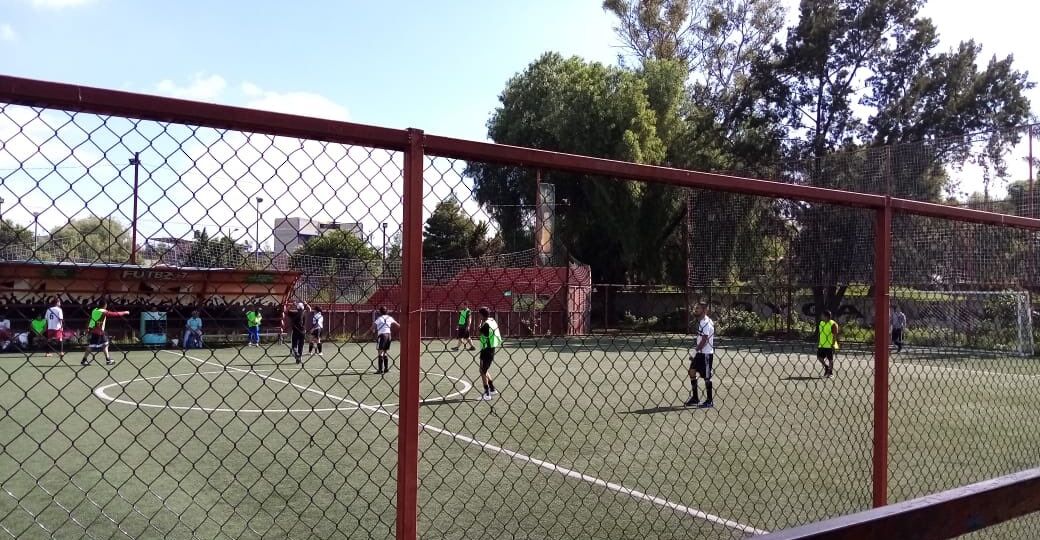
(892, 290), (1034, 356)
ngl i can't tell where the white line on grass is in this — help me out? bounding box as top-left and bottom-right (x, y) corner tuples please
(93, 368), (472, 414)
(159, 351), (769, 536)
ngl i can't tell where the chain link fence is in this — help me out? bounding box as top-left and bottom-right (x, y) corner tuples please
(3, 76), (1040, 539)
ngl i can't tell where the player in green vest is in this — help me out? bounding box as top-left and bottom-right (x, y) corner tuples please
(81, 300), (130, 366)
(451, 305), (475, 352)
(477, 307), (502, 401)
(246, 307), (262, 347)
(30, 316), (46, 350)
(817, 310), (841, 378)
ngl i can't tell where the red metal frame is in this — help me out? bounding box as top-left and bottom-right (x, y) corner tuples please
(756, 466), (1040, 539)
(396, 128), (425, 540)
(872, 203), (892, 507)
(8, 73), (1040, 535)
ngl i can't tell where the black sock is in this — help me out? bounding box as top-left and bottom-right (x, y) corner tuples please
(691, 381), (699, 402)
(317, 342), (322, 354)
(705, 381), (713, 402)
(483, 384), (490, 394)
(488, 381), (496, 392)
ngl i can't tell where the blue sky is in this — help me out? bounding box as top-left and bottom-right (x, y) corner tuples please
(0, 0), (1038, 247)
(0, 0), (620, 141)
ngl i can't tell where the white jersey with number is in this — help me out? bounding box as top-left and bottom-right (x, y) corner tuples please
(312, 312), (324, 330)
(374, 315), (397, 336)
(46, 307), (64, 330)
(692, 316), (715, 355)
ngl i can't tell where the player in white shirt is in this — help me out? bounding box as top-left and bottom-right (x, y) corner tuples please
(372, 306), (400, 374)
(0, 311), (11, 351)
(45, 297), (65, 358)
(308, 307), (325, 356)
(684, 302), (715, 408)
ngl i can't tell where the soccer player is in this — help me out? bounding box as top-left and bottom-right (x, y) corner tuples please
(684, 302), (715, 408)
(0, 310), (11, 351)
(29, 315), (45, 350)
(44, 297), (64, 358)
(818, 309), (841, 378)
(183, 310), (203, 350)
(287, 302), (308, 363)
(308, 306), (325, 356)
(81, 300), (130, 366)
(451, 305), (474, 351)
(246, 306), (262, 347)
(476, 307), (501, 401)
(372, 306), (399, 374)
(892, 306), (907, 353)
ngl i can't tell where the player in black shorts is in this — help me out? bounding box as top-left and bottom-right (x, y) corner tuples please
(477, 307), (502, 401)
(684, 302), (715, 408)
(372, 307), (400, 374)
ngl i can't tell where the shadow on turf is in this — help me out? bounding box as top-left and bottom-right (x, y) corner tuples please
(624, 404), (700, 414)
(780, 375), (825, 381)
(421, 397), (472, 406)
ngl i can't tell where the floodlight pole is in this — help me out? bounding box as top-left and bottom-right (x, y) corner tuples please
(254, 197), (264, 255)
(129, 152), (141, 265)
(381, 222), (388, 262)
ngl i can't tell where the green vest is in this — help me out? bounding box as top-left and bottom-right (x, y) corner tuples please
(818, 320), (836, 348)
(247, 311), (261, 327)
(88, 308), (105, 330)
(480, 318), (502, 350)
(31, 318), (46, 335)
(458, 308), (470, 326)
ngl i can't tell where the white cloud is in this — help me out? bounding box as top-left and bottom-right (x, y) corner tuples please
(243, 87), (350, 121)
(0, 24), (16, 42)
(155, 73), (227, 101)
(30, 0), (94, 8)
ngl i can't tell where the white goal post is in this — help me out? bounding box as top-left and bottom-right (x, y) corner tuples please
(891, 290), (1034, 356)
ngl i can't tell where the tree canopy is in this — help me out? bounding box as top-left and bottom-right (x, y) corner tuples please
(423, 197), (502, 260)
(48, 217), (131, 263)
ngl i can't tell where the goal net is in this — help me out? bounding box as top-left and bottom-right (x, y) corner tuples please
(891, 290), (1034, 356)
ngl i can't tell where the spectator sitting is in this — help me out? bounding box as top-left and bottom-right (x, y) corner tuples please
(183, 311), (204, 350)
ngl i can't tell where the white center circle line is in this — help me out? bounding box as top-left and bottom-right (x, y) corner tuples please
(94, 367), (472, 415)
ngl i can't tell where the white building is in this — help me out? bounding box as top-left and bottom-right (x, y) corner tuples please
(272, 217), (364, 255)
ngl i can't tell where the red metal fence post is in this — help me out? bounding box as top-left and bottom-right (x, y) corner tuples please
(397, 128), (424, 540)
(872, 201), (892, 507)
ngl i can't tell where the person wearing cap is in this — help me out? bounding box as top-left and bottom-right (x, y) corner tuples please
(287, 301), (308, 363)
(476, 307), (502, 401)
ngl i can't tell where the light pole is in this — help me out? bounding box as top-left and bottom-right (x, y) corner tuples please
(129, 152), (141, 265)
(254, 197), (264, 255)
(32, 212), (40, 251)
(381, 222), (388, 261)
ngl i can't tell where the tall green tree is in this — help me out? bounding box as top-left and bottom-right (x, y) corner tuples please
(48, 217), (131, 263)
(289, 229), (381, 303)
(186, 231), (250, 268)
(0, 219), (32, 248)
(466, 53), (686, 283)
(423, 197), (503, 260)
(290, 229), (379, 262)
(605, 0), (789, 286)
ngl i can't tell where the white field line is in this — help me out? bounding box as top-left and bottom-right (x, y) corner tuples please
(159, 351), (769, 536)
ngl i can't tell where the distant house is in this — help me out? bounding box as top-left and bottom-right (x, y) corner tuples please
(272, 217), (364, 256)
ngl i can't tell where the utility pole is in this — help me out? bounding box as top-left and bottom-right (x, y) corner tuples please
(129, 152), (141, 265)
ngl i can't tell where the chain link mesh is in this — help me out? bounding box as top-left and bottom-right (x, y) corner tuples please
(2, 84), (1040, 539)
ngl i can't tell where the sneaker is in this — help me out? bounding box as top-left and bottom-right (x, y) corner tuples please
(490, 389), (498, 395)
(450, 346), (459, 351)
(479, 392), (493, 401)
(318, 352), (324, 357)
(684, 397), (699, 407)
(106, 360), (114, 366)
(80, 359), (90, 366)
(699, 401), (714, 409)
